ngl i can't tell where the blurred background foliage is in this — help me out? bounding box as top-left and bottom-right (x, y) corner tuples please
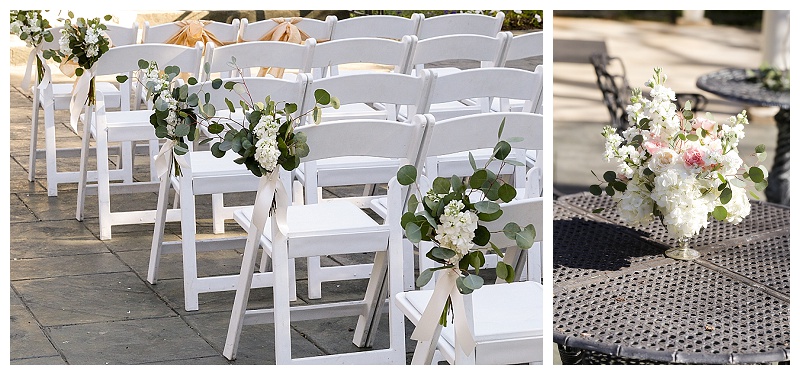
(553, 10), (763, 30)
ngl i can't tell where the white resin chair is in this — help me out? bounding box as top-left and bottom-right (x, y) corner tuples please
(222, 115), (427, 364)
(396, 279), (544, 364)
(141, 19), (241, 45)
(415, 11), (505, 39)
(147, 75), (308, 312)
(329, 14), (422, 40)
(75, 42), (204, 240)
(238, 16), (335, 43)
(397, 195), (544, 364)
(305, 35), (416, 79)
(294, 71), (432, 299)
(202, 40), (314, 81)
(26, 23), (139, 196)
(495, 31), (545, 114)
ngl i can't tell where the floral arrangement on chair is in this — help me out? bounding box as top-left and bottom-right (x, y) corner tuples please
(397, 120), (536, 326)
(591, 68), (768, 259)
(10, 10), (54, 87)
(120, 59), (338, 177)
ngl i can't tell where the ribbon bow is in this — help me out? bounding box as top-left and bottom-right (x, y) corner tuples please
(411, 269), (477, 358)
(256, 17), (313, 78)
(153, 139), (189, 179)
(165, 20), (225, 51)
(68, 65), (97, 133)
(249, 170), (288, 241)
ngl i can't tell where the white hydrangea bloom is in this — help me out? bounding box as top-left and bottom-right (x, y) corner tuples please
(434, 200), (478, 263)
(723, 185), (751, 224)
(255, 137), (281, 172)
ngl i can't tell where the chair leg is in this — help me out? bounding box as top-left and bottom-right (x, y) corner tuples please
(212, 193), (225, 234)
(352, 251), (389, 348)
(410, 329), (440, 365)
(96, 129), (113, 240)
(306, 256), (323, 299)
(147, 174), (173, 284)
(222, 215), (264, 360)
(179, 180), (200, 311)
(43, 98), (60, 196)
(76, 107), (94, 222)
(28, 89), (40, 182)
(120, 141), (134, 184)
(272, 237), (293, 364)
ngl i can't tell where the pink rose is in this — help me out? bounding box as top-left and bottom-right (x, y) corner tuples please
(683, 147), (706, 169)
(693, 117), (717, 132)
(643, 139), (666, 155)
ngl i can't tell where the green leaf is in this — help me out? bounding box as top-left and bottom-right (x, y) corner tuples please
(232, 82), (247, 95)
(406, 194), (419, 213)
(497, 117), (506, 139)
(469, 169), (488, 189)
(589, 184), (603, 196)
(492, 140), (511, 160)
(210, 142), (226, 158)
(496, 261), (509, 280)
(173, 141), (189, 155)
(612, 181), (627, 192)
(432, 177), (451, 194)
(314, 89), (331, 105)
(285, 102), (297, 114)
(138, 59), (150, 69)
(477, 209), (503, 222)
(605, 185), (615, 196)
(712, 206), (728, 221)
(473, 225), (490, 246)
(331, 96), (340, 109)
(312, 107), (322, 124)
(211, 78), (223, 90)
(603, 171), (617, 183)
(755, 144), (766, 153)
(748, 190), (761, 200)
(474, 200), (501, 214)
(225, 98), (235, 113)
(498, 182), (517, 203)
(431, 247), (456, 261)
(592, 208), (605, 213)
(224, 81), (236, 90)
(187, 77), (197, 85)
(720, 187), (733, 205)
(686, 134), (699, 142)
(116, 75), (128, 83)
(462, 274), (484, 291)
(404, 222), (421, 243)
(754, 179), (768, 191)
(396, 165), (417, 185)
(748, 166), (764, 183)
(416, 268), (434, 288)
(203, 103), (216, 118)
(468, 152), (477, 171)
(516, 224), (536, 249)
(503, 222), (521, 240)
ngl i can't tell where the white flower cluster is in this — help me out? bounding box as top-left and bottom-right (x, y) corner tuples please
(434, 200), (478, 264)
(602, 68), (755, 240)
(11, 14), (45, 47)
(58, 17), (109, 64)
(253, 113), (281, 172)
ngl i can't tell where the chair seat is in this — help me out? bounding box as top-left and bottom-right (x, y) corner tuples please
(84, 110), (156, 142)
(234, 200), (383, 248)
(319, 102), (387, 121)
(170, 151), (261, 195)
(49, 81), (122, 110)
(399, 281), (544, 344)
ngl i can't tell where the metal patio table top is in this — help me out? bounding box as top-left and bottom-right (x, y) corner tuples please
(552, 193), (790, 365)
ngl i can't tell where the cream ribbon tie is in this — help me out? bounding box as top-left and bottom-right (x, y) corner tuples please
(153, 139), (189, 179)
(410, 269), (477, 357)
(256, 17), (312, 78)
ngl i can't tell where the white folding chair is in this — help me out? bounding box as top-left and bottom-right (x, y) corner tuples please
(293, 71), (432, 300)
(75, 42), (204, 240)
(238, 16), (335, 43)
(494, 31), (545, 113)
(202, 40), (314, 81)
(147, 75), (308, 312)
(329, 14), (422, 40)
(141, 19), (241, 44)
(27, 23), (139, 196)
(406, 31), (511, 77)
(397, 195), (544, 364)
(396, 279), (544, 364)
(222, 115), (427, 364)
(305, 35), (416, 79)
(415, 11), (505, 39)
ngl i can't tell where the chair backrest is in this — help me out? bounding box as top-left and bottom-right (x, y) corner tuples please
(305, 35), (417, 77)
(407, 32), (511, 74)
(505, 31), (544, 61)
(301, 70), (433, 122)
(190, 75), (308, 115)
(239, 16), (335, 42)
(141, 19), (241, 44)
(40, 23), (139, 51)
(427, 67), (543, 114)
(296, 115), (426, 166)
(93, 42), (204, 78)
(203, 40), (314, 80)
(418, 112), (544, 172)
(415, 12), (504, 39)
(329, 14), (422, 40)
(479, 197), (543, 250)
(589, 52), (631, 132)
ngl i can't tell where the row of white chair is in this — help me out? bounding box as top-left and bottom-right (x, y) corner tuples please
(216, 110), (543, 364)
(141, 65), (543, 311)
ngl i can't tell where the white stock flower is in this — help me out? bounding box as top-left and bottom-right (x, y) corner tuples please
(255, 137), (281, 171)
(434, 200), (478, 263)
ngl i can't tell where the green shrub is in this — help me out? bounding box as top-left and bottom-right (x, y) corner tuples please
(349, 10), (543, 30)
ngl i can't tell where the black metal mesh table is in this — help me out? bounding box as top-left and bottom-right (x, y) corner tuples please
(696, 68), (790, 206)
(553, 193), (790, 365)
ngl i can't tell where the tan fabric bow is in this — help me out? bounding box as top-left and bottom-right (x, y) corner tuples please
(256, 17), (312, 78)
(165, 20), (226, 51)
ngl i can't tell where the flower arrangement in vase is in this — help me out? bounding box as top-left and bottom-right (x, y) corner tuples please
(591, 68), (768, 260)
